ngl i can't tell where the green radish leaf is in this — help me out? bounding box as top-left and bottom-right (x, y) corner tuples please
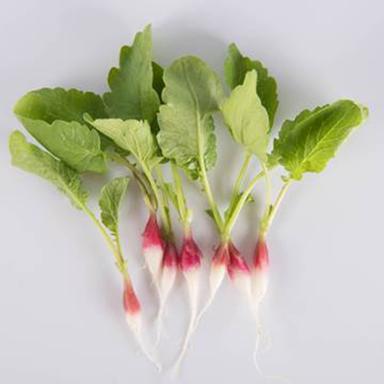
(221, 70), (270, 162)
(269, 106), (327, 167)
(103, 25), (159, 122)
(157, 56), (224, 179)
(88, 118), (161, 168)
(14, 88), (107, 173)
(272, 100), (368, 180)
(205, 208), (215, 221)
(224, 43), (278, 128)
(99, 176), (129, 238)
(14, 87), (107, 123)
(9, 131), (88, 209)
(152, 61), (165, 100)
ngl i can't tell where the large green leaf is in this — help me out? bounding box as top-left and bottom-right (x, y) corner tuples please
(14, 88), (107, 173)
(14, 87), (107, 123)
(99, 177), (129, 238)
(272, 100), (368, 180)
(157, 56), (224, 178)
(88, 118), (161, 168)
(9, 131), (88, 209)
(221, 70), (269, 161)
(224, 43), (278, 128)
(103, 25), (160, 122)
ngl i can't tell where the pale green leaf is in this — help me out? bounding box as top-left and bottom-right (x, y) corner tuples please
(9, 131), (88, 209)
(221, 70), (269, 161)
(272, 100), (368, 180)
(14, 88), (107, 173)
(224, 43), (278, 127)
(103, 25), (160, 122)
(157, 56), (224, 179)
(88, 118), (161, 168)
(99, 177), (129, 237)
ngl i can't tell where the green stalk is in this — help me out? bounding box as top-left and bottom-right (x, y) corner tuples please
(141, 163), (171, 238)
(222, 169), (265, 240)
(171, 161), (191, 229)
(82, 205), (128, 279)
(231, 153), (252, 202)
(155, 166), (174, 241)
(260, 179), (292, 237)
(109, 152), (156, 210)
(196, 113), (223, 232)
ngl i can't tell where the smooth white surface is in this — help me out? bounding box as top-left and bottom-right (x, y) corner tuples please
(1, 0), (383, 382)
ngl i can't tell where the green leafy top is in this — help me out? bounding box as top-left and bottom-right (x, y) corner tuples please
(224, 43), (278, 128)
(88, 118), (161, 168)
(221, 70), (270, 161)
(157, 56), (224, 178)
(99, 177), (129, 238)
(9, 131), (88, 209)
(103, 25), (160, 123)
(14, 88), (107, 173)
(272, 100), (368, 180)
(14, 87), (107, 123)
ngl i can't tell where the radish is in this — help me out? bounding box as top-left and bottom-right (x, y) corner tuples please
(194, 243), (229, 328)
(227, 242), (252, 298)
(252, 237), (269, 305)
(172, 229), (202, 373)
(155, 240), (178, 344)
(122, 278), (161, 370)
(195, 242), (251, 330)
(249, 236), (270, 370)
(142, 212), (165, 289)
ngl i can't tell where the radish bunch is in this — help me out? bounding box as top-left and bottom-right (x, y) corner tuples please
(9, 24), (368, 374)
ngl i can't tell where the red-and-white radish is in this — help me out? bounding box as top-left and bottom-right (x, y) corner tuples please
(172, 229), (202, 373)
(155, 240), (178, 344)
(122, 279), (161, 370)
(227, 242), (252, 298)
(252, 237), (269, 305)
(250, 236), (270, 369)
(142, 212), (165, 289)
(194, 243), (229, 328)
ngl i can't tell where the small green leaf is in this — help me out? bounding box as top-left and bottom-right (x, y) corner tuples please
(272, 100), (368, 180)
(103, 25), (160, 122)
(99, 177), (129, 237)
(9, 131), (88, 209)
(224, 43), (278, 128)
(157, 56), (224, 179)
(205, 208), (215, 221)
(221, 70), (270, 161)
(89, 118), (161, 168)
(14, 88), (107, 173)
(152, 61), (165, 100)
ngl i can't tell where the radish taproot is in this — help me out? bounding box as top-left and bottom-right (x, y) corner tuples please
(172, 229), (202, 373)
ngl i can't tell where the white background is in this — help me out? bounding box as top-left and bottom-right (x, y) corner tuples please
(1, 0), (383, 383)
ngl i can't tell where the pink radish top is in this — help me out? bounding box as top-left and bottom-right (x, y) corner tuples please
(123, 281), (141, 315)
(212, 243), (230, 267)
(162, 241), (178, 268)
(179, 233), (202, 271)
(227, 242), (250, 279)
(253, 238), (269, 270)
(142, 213), (164, 250)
